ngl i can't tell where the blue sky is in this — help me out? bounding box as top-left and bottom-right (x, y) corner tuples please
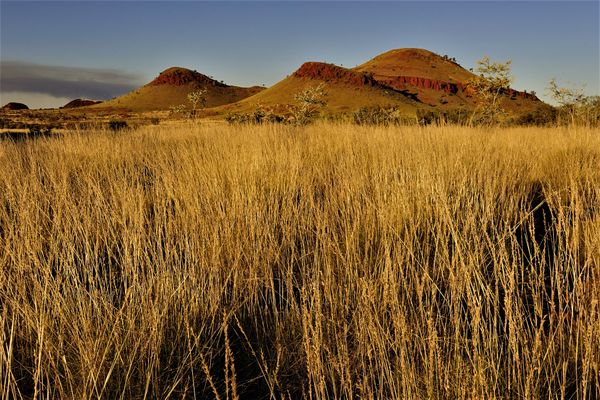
(1, 1), (598, 108)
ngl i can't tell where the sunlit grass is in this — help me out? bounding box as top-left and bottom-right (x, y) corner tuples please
(1, 123), (598, 399)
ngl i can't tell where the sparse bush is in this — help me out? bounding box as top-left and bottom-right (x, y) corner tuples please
(27, 124), (53, 136)
(225, 112), (250, 124)
(442, 108), (471, 125)
(108, 120), (128, 131)
(225, 111), (286, 125)
(169, 104), (188, 118)
(353, 107), (469, 126)
(353, 106), (407, 125)
(416, 109), (443, 125)
(515, 106), (557, 126)
(187, 88), (208, 119)
(547, 79), (600, 126)
(354, 106), (391, 125)
(226, 104), (287, 125)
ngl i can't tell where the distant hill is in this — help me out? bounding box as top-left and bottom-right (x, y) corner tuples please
(217, 61), (425, 117)
(61, 99), (103, 109)
(217, 48), (547, 119)
(92, 67), (264, 111)
(354, 48), (544, 114)
(355, 48), (474, 83)
(79, 49), (547, 119)
(2, 102), (29, 111)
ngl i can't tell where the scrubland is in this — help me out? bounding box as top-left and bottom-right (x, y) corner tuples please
(1, 123), (598, 399)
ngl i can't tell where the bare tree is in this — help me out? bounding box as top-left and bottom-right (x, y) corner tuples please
(547, 78), (588, 125)
(291, 83), (327, 125)
(187, 88), (208, 119)
(468, 56), (513, 125)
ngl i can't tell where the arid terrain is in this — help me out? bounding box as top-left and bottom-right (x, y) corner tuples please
(1, 44), (599, 399)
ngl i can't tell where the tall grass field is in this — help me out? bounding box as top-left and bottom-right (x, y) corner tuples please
(1, 123), (599, 399)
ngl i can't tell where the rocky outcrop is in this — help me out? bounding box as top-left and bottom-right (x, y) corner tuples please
(149, 67), (226, 87)
(503, 88), (538, 100)
(382, 76), (463, 94)
(61, 99), (103, 108)
(294, 62), (380, 88)
(2, 102), (29, 110)
(381, 76), (538, 100)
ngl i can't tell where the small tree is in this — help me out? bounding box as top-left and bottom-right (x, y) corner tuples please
(187, 88), (208, 119)
(468, 56), (513, 125)
(292, 83), (327, 125)
(547, 78), (588, 125)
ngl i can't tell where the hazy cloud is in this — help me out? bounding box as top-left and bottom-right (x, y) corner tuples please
(0, 61), (143, 101)
(0, 91), (74, 110)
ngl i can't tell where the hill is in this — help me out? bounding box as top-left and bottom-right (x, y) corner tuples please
(2, 102), (29, 111)
(92, 67), (264, 112)
(217, 61), (425, 117)
(215, 48), (547, 120)
(354, 48), (544, 114)
(61, 99), (103, 109)
(355, 48), (474, 83)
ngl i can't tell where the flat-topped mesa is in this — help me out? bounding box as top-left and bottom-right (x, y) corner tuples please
(382, 75), (538, 100)
(294, 62), (380, 88)
(149, 67), (227, 87)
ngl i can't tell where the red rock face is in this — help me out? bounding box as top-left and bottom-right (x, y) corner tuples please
(294, 62), (380, 88)
(2, 102), (29, 110)
(382, 75), (537, 100)
(149, 67), (226, 87)
(293, 62), (538, 102)
(383, 76), (462, 94)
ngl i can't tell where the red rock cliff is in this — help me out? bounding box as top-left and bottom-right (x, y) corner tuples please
(293, 62), (380, 88)
(149, 67), (226, 87)
(382, 75), (537, 100)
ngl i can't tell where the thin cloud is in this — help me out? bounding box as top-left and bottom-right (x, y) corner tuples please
(0, 91), (71, 110)
(0, 61), (143, 100)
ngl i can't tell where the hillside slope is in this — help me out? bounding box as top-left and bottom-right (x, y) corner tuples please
(216, 62), (425, 117)
(216, 48), (547, 119)
(92, 67), (264, 112)
(354, 48), (545, 114)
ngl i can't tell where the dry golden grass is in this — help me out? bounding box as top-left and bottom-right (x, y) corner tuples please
(1, 123), (599, 399)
